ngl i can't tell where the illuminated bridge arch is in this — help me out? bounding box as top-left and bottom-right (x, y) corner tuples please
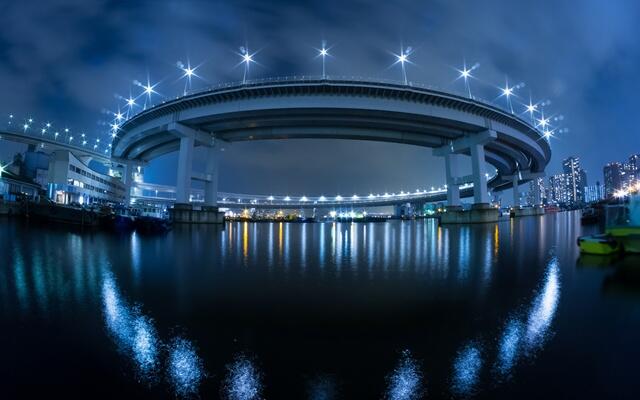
(112, 78), (551, 206)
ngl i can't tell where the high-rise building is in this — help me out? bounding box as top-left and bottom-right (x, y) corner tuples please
(526, 177), (546, 205)
(603, 162), (624, 198)
(623, 154), (640, 189)
(584, 182), (605, 203)
(547, 173), (569, 205)
(562, 156), (587, 205)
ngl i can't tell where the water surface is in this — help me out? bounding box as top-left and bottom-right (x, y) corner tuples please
(1, 212), (639, 398)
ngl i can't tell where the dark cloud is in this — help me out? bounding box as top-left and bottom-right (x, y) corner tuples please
(1, 0), (639, 195)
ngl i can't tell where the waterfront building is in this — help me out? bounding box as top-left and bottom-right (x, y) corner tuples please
(623, 154), (640, 189)
(547, 173), (569, 205)
(603, 162), (624, 198)
(47, 150), (126, 205)
(526, 177), (546, 205)
(584, 182), (605, 203)
(562, 156), (587, 205)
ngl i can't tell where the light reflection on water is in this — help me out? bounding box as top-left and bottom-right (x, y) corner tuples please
(451, 343), (482, 396)
(307, 374), (338, 400)
(525, 257), (561, 350)
(102, 271), (161, 382)
(168, 337), (205, 397)
(0, 215), (584, 398)
(495, 318), (522, 378)
(223, 354), (263, 400)
(102, 271), (203, 395)
(385, 349), (423, 400)
(493, 255), (561, 379)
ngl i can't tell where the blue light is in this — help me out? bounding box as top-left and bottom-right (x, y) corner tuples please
(495, 319), (522, 377)
(223, 354), (262, 400)
(168, 337), (205, 397)
(451, 344), (482, 396)
(525, 257), (560, 350)
(102, 272), (160, 382)
(386, 350), (423, 400)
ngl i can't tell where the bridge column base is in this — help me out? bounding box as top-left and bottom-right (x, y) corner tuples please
(170, 203), (224, 224)
(439, 203), (499, 224)
(510, 205), (545, 218)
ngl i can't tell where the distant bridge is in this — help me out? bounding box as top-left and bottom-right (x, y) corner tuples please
(0, 128), (111, 165)
(130, 180), (488, 209)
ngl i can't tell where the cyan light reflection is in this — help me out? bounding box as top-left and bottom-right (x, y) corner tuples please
(13, 247), (30, 312)
(307, 374), (337, 400)
(386, 350), (423, 400)
(491, 255), (561, 380)
(223, 354), (262, 400)
(452, 344), (482, 396)
(168, 337), (205, 397)
(102, 272), (160, 382)
(525, 257), (560, 350)
(495, 319), (522, 377)
(132, 314), (160, 377)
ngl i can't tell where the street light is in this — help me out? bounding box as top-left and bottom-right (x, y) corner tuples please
(392, 45), (413, 85)
(456, 61), (479, 98)
(316, 40), (331, 79)
(178, 60), (199, 94)
(238, 46), (256, 84)
(499, 77), (521, 114)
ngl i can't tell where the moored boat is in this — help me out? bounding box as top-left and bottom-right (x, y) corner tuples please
(27, 200), (100, 226)
(134, 215), (172, 233)
(605, 226), (640, 253)
(577, 234), (621, 255)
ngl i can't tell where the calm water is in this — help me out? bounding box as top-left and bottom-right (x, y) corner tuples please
(1, 212), (639, 399)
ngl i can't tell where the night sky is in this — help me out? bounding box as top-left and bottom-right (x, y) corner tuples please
(1, 0), (639, 198)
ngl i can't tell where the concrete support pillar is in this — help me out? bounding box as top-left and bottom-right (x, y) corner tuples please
(204, 146), (219, 207)
(445, 153), (462, 206)
(470, 143), (489, 204)
(512, 175), (519, 207)
(176, 136), (194, 203)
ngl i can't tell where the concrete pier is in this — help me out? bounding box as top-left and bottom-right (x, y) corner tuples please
(511, 206), (545, 218)
(170, 204), (224, 224)
(439, 203), (499, 224)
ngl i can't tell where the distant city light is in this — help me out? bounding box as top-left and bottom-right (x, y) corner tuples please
(335, 195), (343, 201)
